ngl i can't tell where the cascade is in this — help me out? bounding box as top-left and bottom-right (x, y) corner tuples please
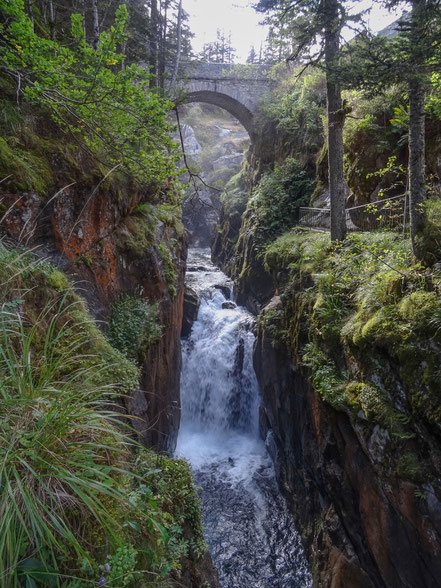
(176, 248), (311, 588)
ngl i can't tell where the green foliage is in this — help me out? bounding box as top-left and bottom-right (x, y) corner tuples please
(138, 453), (207, 560)
(105, 545), (139, 586)
(345, 382), (412, 439)
(342, 86), (408, 201)
(221, 169), (248, 217)
(121, 200), (184, 259)
(109, 295), (162, 361)
(0, 134), (53, 194)
(158, 242), (178, 299)
(0, 302), (141, 587)
(0, 0), (179, 189)
(263, 228), (441, 432)
(0, 241), (208, 586)
(417, 198), (441, 264)
(427, 72), (441, 121)
(302, 343), (347, 409)
(248, 158), (315, 251)
(262, 68), (326, 156)
(257, 307), (288, 347)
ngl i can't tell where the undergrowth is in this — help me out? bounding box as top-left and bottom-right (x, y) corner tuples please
(0, 241), (207, 587)
(262, 228), (441, 462)
(109, 296), (162, 362)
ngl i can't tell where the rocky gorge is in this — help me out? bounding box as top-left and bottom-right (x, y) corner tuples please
(2, 7), (441, 582)
(211, 73), (441, 587)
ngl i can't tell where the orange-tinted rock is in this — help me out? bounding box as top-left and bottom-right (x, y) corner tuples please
(1, 178), (186, 454)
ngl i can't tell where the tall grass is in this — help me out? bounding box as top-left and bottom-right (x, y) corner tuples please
(0, 296), (142, 586)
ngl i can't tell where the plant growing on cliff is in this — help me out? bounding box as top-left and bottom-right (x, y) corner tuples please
(0, 242), (209, 586)
(0, 304), (147, 586)
(109, 295), (162, 361)
(0, 0), (179, 189)
(249, 158), (314, 250)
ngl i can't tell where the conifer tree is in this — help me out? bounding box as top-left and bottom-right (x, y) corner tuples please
(255, 0), (365, 241)
(341, 1), (441, 259)
(247, 45), (258, 63)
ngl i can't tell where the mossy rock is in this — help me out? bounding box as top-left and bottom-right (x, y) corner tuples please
(398, 291), (441, 331)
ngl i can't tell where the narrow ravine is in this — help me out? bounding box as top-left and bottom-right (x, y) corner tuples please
(176, 248), (312, 588)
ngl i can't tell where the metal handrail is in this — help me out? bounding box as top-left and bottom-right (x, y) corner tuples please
(298, 194), (407, 233)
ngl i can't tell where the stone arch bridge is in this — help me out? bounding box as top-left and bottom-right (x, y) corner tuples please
(177, 63), (275, 139)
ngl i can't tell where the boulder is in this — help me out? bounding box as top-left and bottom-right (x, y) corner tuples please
(214, 283), (231, 299)
(222, 301), (236, 310)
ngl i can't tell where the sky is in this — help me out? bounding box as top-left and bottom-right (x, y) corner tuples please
(182, 0), (404, 62)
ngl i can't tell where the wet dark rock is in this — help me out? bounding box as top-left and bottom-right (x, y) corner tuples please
(214, 283), (231, 299)
(182, 286), (200, 338)
(222, 301), (236, 310)
(254, 317), (441, 588)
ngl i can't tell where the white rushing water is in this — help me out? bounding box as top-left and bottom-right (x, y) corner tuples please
(176, 249), (312, 588)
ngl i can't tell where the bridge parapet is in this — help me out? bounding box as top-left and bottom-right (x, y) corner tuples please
(177, 62), (276, 138)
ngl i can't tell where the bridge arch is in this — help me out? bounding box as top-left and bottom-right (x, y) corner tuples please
(183, 90), (254, 139)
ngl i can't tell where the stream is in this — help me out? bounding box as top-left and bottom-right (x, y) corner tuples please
(176, 249), (312, 588)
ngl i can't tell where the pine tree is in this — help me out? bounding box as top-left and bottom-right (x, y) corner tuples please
(340, 1), (441, 259)
(247, 45), (257, 64)
(392, 0), (441, 258)
(255, 0), (366, 241)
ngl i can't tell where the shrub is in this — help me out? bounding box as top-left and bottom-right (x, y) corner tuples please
(109, 295), (162, 361)
(248, 158), (315, 251)
(158, 242), (178, 299)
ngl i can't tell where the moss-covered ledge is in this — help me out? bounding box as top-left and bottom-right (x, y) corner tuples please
(255, 227), (441, 587)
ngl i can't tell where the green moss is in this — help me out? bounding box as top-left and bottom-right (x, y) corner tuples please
(0, 136), (53, 195)
(259, 227), (441, 441)
(48, 269), (70, 290)
(121, 213), (157, 257)
(398, 291), (441, 329)
(157, 202), (185, 237)
(257, 307), (288, 347)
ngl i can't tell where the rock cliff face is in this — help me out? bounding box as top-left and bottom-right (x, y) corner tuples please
(255, 310), (441, 587)
(213, 94), (441, 586)
(1, 177), (186, 454)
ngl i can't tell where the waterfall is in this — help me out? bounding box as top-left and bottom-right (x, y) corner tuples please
(176, 248), (312, 588)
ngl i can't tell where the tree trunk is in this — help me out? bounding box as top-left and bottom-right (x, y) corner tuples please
(48, 0), (55, 40)
(324, 0), (346, 242)
(26, 0), (34, 26)
(149, 0), (159, 87)
(169, 0), (182, 91)
(158, 0), (168, 89)
(91, 0), (99, 49)
(408, 0), (427, 259)
(408, 78), (426, 256)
